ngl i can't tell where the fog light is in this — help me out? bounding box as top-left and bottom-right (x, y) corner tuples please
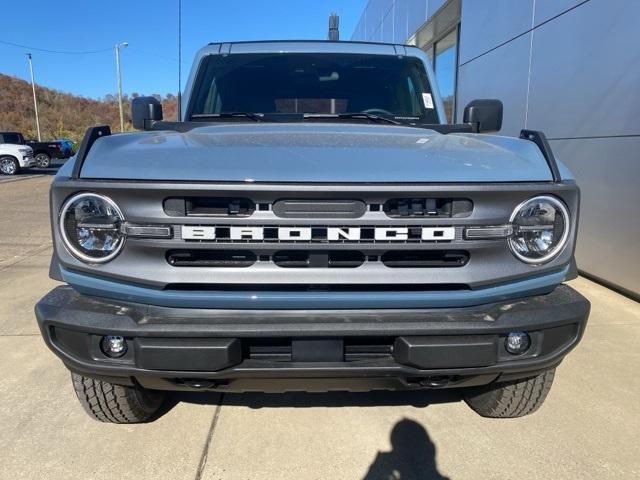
(101, 335), (127, 358)
(505, 332), (530, 355)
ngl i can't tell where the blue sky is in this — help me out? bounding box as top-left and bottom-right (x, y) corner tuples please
(1, 0), (367, 99)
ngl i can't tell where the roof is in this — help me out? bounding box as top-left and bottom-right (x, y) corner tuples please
(198, 40), (423, 57)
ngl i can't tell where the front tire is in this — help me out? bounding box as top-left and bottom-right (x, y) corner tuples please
(0, 156), (19, 175)
(71, 373), (165, 423)
(35, 153), (51, 168)
(464, 369), (555, 418)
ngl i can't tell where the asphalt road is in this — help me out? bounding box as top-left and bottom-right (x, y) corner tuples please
(0, 176), (638, 479)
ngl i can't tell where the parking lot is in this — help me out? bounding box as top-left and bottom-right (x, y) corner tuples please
(1, 175), (639, 480)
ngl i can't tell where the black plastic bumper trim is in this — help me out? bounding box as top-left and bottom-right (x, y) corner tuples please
(35, 284), (590, 389)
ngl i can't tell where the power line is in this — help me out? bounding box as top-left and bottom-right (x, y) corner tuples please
(0, 39), (112, 55)
(1, 38), (178, 62)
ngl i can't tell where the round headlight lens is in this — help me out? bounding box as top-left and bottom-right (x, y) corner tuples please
(509, 196), (570, 264)
(60, 193), (125, 263)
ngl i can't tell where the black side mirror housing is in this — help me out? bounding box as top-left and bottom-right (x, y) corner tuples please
(132, 96), (163, 130)
(463, 99), (503, 133)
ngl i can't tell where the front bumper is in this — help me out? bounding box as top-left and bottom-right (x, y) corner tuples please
(21, 156), (36, 168)
(35, 284), (590, 392)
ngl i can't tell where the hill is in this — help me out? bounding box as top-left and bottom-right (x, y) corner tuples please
(0, 73), (178, 145)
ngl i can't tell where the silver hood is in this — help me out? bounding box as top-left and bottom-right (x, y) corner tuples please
(79, 123), (556, 183)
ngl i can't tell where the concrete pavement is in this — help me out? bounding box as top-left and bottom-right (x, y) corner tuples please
(0, 176), (638, 479)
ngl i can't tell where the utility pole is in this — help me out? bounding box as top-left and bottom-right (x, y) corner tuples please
(26, 53), (41, 141)
(114, 42), (128, 132)
(177, 0), (182, 121)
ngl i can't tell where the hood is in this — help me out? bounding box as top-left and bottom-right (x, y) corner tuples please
(79, 123), (554, 183)
(0, 143), (31, 154)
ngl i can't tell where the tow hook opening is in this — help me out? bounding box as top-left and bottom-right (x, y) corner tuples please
(406, 376), (452, 388)
(175, 378), (227, 389)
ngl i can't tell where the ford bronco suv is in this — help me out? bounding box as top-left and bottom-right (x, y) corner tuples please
(35, 41), (590, 423)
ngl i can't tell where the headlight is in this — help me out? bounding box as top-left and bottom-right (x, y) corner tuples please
(508, 195), (570, 264)
(59, 193), (125, 263)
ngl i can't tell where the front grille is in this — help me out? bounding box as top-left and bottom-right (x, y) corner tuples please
(273, 251), (366, 268)
(167, 250), (256, 267)
(166, 249), (467, 269)
(164, 197), (255, 217)
(163, 197), (473, 219)
(52, 181), (577, 290)
(273, 199), (367, 218)
(384, 198), (473, 217)
(381, 250), (469, 268)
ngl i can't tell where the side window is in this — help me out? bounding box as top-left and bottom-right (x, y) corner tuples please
(2, 133), (21, 143)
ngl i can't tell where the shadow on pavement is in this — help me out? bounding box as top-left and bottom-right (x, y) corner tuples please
(363, 418), (450, 480)
(153, 393), (454, 478)
(0, 161), (64, 180)
(26, 167), (59, 176)
(28, 159), (66, 175)
(164, 389), (462, 410)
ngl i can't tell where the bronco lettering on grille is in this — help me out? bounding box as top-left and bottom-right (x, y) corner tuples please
(180, 226), (456, 242)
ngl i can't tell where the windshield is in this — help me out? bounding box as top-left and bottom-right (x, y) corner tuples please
(189, 53), (439, 123)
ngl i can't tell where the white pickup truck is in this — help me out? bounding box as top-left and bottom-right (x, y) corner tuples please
(0, 143), (36, 175)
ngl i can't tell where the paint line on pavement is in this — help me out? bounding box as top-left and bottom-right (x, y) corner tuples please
(0, 174), (45, 184)
(0, 243), (52, 271)
(195, 394), (225, 480)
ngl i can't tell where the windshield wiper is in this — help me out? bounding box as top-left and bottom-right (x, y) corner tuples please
(303, 112), (403, 125)
(190, 112), (264, 122)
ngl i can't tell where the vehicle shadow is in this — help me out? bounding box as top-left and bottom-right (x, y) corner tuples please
(158, 391), (454, 479)
(24, 168), (59, 176)
(162, 388), (462, 411)
(362, 418), (450, 480)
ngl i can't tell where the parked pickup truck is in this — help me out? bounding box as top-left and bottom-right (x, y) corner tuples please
(0, 132), (71, 168)
(35, 40), (590, 423)
(0, 143), (35, 175)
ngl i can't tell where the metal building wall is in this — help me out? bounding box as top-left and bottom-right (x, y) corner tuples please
(352, 0), (640, 297)
(351, 0), (447, 44)
(456, 0), (640, 297)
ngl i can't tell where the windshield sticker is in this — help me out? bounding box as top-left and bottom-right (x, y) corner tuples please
(422, 93), (434, 109)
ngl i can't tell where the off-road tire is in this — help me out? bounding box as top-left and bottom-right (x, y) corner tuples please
(464, 368), (555, 418)
(35, 153), (51, 168)
(71, 372), (164, 423)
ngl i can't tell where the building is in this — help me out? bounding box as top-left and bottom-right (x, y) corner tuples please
(352, 0), (639, 298)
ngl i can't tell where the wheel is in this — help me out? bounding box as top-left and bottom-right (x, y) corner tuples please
(35, 153), (51, 168)
(71, 372), (165, 423)
(0, 156), (19, 175)
(464, 369), (555, 418)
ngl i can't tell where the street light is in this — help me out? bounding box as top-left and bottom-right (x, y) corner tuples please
(26, 53), (42, 141)
(114, 41), (128, 132)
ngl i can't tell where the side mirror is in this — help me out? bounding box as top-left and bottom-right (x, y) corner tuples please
(131, 96), (163, 130)
(463, 99), (503, 133)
